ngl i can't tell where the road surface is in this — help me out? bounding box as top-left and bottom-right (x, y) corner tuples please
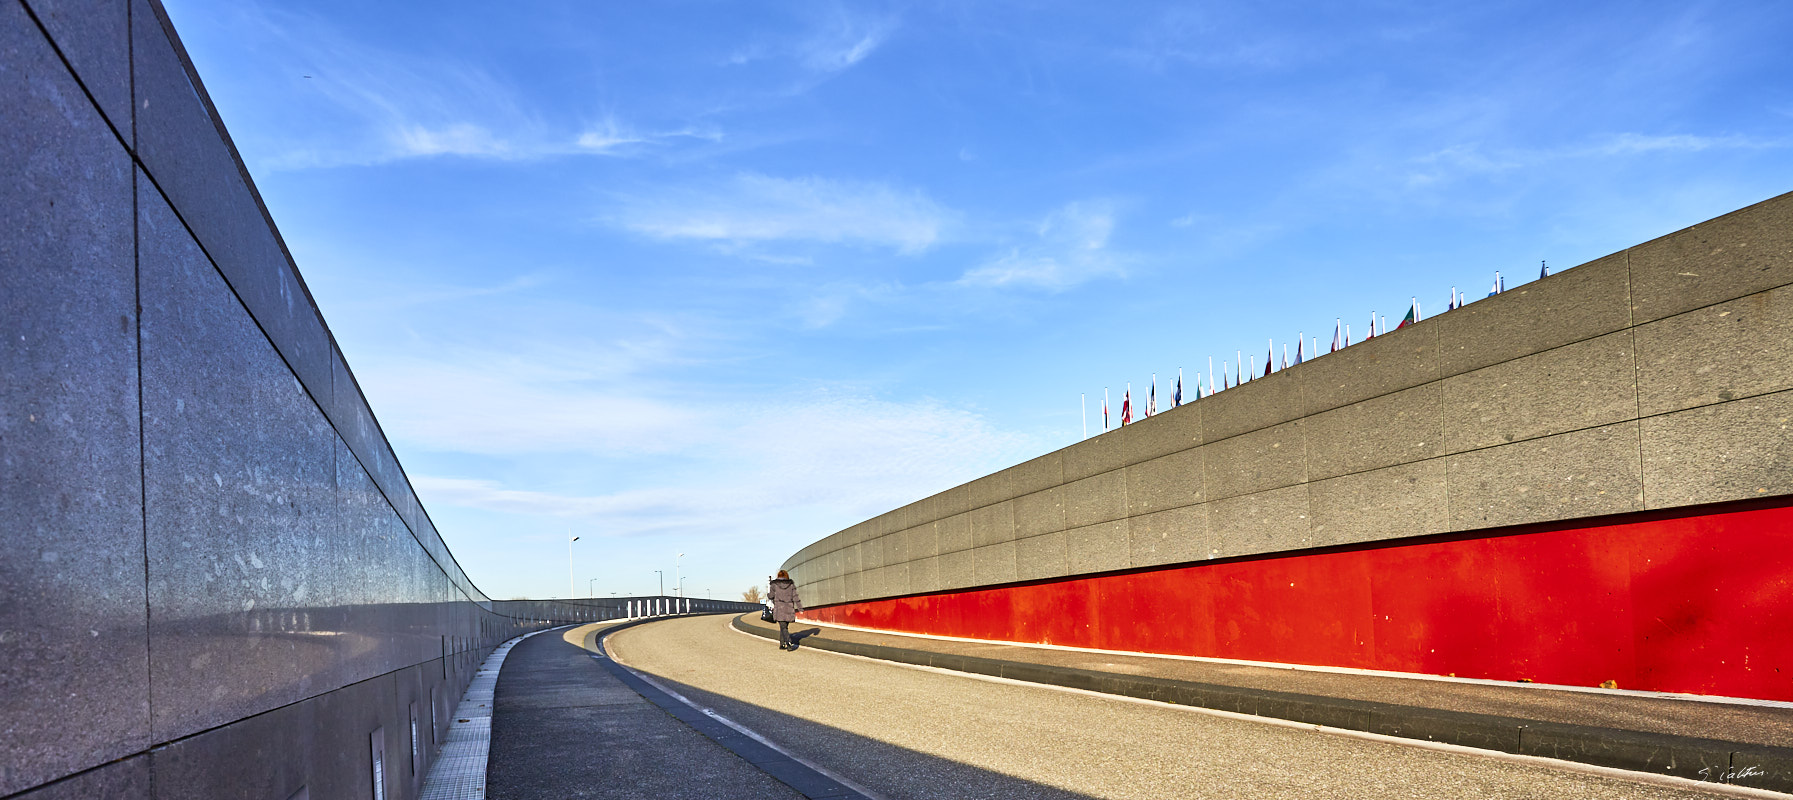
(607, 615), (1738, 800)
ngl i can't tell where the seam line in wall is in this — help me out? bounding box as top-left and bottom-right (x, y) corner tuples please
(14, 0), (134, 154)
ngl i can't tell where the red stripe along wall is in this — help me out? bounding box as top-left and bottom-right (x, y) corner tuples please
(803, 501), (1793, 701)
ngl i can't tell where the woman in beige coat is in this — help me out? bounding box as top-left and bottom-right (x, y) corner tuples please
(768, 570), (803, 651)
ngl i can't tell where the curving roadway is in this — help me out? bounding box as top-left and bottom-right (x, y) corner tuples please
(605, 614), (1742, 800)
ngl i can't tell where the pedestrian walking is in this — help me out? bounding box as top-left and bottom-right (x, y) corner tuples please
(768, 570), (803, 651)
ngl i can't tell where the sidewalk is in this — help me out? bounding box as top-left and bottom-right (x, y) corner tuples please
(484, 620), (809, 800)
(734, 614), (1793, 794)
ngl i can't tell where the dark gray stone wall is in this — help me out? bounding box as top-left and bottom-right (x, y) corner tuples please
(3, 3), (769, 797)
(783, 190), (1793, 609)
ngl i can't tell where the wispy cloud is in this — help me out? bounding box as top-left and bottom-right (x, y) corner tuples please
(959, 201), (1127, 291)
(608, 173), (954, 253)
(1400, 132), (1786, 188)
(1582, 132), (1781, 157)
(723, 5), (895, 74)
(412, 389), (1037, 538)
(204, 6), (715, 169)
(799, 10), (893, 72)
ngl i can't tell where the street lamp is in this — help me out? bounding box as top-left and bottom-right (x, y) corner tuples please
(654, 570), (663, 596)
(675, 553), (684, 598)
(568, 534), (580, 599)
(588, 578), (600, 598)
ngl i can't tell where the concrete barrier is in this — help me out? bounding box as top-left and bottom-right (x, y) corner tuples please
(781, 190), (1793, 699)
(1, 2), (758, 795)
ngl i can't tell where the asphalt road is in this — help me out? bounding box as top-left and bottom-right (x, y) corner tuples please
(608, 615), (1738, 800)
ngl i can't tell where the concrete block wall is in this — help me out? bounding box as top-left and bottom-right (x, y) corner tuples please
(2, 3), (735, 797)
(783, 190), (1793, 609)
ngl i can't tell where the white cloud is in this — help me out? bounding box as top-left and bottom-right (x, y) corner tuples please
(724, 6), (894, 74)
(1583, 133), (1777, 157)
(205, 7), (715, 169)
(412, 390), (1038, 539)
(351, 337), (709, 457)
(393, 123), (517, 159)
(801, 26), (887, 72)
(959, 201), (1127, 290)
(609, 173), (953, 253)
(574, 118), (722, 155)
(1396, 133), (1784, 190)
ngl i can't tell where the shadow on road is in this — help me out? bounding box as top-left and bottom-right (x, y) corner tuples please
(639, 666), (1102, 800)
(533, 623), (1101, 800)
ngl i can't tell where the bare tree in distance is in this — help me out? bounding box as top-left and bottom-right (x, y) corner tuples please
(742, 585), (762, 604)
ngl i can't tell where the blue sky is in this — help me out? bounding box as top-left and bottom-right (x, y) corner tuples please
(162, 0), (1793, 601)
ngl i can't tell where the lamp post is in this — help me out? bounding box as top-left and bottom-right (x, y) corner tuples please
(568, 534), (580, 599)
(675, 553), (684, 598)
(654, 570), (663, 596)
(588, 578), (600, 598)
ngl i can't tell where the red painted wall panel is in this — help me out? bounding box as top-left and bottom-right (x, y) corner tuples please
(804, 504), (1793, 701)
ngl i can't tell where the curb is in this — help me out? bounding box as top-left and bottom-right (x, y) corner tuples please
(595, 616), (872, 800)
(732, 615), (1793, 794)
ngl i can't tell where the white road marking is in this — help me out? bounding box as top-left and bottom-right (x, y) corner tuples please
(607, 624), (895, 800)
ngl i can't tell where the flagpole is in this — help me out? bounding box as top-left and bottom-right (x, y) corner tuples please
(1103, 387), (1109, 431)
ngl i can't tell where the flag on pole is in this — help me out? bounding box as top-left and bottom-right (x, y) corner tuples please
(1331, 319), (1342, 352)
(1345, 323), (1351, 346)
(1539, 260), (1549, 279)
(1488, 271), (1503, 297)
(1236, 351), (1243, 384)
(1147, 375), (1157, 417)
(1249, 354), (1257, 381)
(1207, 357), (1214, 397)
(1174, 369), (1183, 407)
(1265, 340), (1274, 376)
(1366, 312), (1377, 339)
(1282, 343), (1289, 370)
(1122, 385), (1132, 425)
(1448, 287), (1458, 311)
(1396, 297), (1417, 329)
(1103, 388), (1109, 431)
(1295, 334), (1304, 366)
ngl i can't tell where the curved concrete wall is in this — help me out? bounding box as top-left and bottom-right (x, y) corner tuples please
(2, 3), (758, 796)
(782, 191), (1793, 696)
